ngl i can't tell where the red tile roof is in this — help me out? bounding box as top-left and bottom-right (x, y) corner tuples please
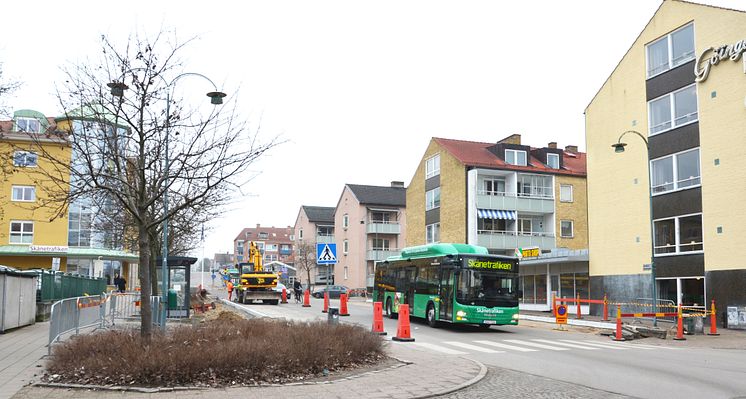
(433, 137), (586, 176)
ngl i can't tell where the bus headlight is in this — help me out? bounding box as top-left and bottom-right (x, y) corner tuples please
(512, 313), (519, 320)
(456, 310), (467, 318)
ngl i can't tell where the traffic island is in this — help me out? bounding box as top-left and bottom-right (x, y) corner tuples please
(41, 311), (387, 390)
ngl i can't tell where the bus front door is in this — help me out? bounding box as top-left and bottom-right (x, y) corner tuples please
(439, 269), (454, 321)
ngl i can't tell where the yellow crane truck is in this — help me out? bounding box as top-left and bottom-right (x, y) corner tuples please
(234, 241), (282, 305)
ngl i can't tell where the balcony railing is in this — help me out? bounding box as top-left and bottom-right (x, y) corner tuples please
(366, 249), (399, 261)
(316, 234), (335, 244)
(476, 191), (554, 213)
(476, 230), (556, 250)
(366, 222), (401, 235)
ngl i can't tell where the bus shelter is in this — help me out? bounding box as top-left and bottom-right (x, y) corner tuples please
(156, 256), (196, 318)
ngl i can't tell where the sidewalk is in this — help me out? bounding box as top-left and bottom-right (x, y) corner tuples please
(0, 321), (49, 399)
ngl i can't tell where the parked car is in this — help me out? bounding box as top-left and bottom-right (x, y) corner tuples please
(312, 285), (348, 299)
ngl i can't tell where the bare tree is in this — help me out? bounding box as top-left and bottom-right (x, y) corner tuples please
(295, 241), (317, 290)
(0, 62), (20, 118)
(29, 32), (280, 340)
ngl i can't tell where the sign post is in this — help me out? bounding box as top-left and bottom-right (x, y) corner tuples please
(554, 304), (568, 331)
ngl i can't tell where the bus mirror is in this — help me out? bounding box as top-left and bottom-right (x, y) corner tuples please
(517, 290), (523, 299)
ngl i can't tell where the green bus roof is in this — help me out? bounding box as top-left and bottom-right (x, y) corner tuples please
(387, 243), (489, 262)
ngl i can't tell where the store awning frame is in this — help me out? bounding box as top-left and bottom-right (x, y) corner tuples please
(477, 209), (517, 220)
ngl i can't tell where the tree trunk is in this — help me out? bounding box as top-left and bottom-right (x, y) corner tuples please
(138, 222), (153, 341)
(306, 266), (312, 291)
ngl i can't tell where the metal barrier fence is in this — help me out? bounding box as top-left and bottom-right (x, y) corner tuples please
(48, 292), (162, 355)
(23, 269), (106, 302)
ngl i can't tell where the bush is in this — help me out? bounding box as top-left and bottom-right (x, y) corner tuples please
(45, 314), (385, 387)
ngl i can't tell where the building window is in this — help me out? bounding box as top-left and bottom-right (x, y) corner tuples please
(651, 148), (700, 194)
(477, 218), (508, 233)
(15, 117), (41, 133)
(317, 225), (333, 236)
(372, 238), (390, 250)
(343, 239), (349, 254)
(344, 266), (349, 280)
(343, 214), (349, 228)
(646, 23), (694, 78)
(425, 187), (441, 210)
(517, 174), (553, 198)
(425, 154), (440, 179)
(649, 84), (698, 135)
(10, 221), (33, 244)
(559, 184), (573, 202)
(560, 220), (574, 238)
(258, 232), (269, 239)
(518, 218), (532, 235)
(426, 223), (440, 244)
(265, 244), (278, 252)
(654, 213), (703, 255)
(547, 153), (560, 169)
(505, 149), (527, 166)
(13, 151), (38, 167)
(68, 202), (92, 247)
(11, 186), (35, 202)
(483, 178), (506, 195)
(370, 211), (392, 224)
(299, 229), (303, 240)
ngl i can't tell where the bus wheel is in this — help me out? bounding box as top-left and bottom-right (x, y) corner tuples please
(386, 299), (397, 319)
(426, 304), (438, 328)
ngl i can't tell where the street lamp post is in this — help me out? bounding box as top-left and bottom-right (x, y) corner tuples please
(611, 130), (657, 327)
(109, 72), (226, 330)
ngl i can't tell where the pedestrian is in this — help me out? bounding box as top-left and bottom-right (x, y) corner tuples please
(226, 280), (234, 301)
(211, 270), (216, 287)
(113, 273), (126, 293)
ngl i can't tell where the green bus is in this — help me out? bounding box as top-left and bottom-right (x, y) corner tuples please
(373, 243), (520, 328)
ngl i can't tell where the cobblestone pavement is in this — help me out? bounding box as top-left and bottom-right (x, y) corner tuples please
(437, 367), (637, 399)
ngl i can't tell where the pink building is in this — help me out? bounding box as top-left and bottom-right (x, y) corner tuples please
(293, 206), (335, 286)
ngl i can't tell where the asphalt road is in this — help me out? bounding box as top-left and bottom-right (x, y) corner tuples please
(233, 295), (746, 399)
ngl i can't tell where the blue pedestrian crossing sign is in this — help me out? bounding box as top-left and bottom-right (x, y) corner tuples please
(317, 243), (338, 265)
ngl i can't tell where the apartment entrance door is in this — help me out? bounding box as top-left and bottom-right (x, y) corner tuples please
(658, 277), (705, 308)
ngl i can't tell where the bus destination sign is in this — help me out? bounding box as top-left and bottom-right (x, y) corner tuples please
(467, 259), (514, 271)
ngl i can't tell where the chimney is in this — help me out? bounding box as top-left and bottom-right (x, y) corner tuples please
(548, 142), (557, 149)
(256, 223), (261, 229)
(497, 134), (521, 145)
(391, 181), (404, 188)
(565, 145), (578, 153)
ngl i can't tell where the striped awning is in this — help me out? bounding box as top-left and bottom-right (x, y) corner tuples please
(477, 209), (517, 220)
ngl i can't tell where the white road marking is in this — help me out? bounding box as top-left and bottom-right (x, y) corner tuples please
(561, 340), (629, 350)
(443, 341), (504, 353)
(503, 339), (569, 351)
(473, 340), (539, 352)
(412, 342), (468, 355)
(532, 339), (599, 350)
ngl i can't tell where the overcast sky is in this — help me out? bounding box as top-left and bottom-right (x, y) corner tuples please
(1, 1), (742, 259)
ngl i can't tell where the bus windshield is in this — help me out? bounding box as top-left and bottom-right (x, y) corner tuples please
(456, 269), (518, 308)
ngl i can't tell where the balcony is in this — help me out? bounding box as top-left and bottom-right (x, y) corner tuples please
(476, 192), (554, 213)
(366, 222), (401, 235)
(366, 249), (399, 261)
(476, 230), (555, 250)
(316, 235), (335, 244)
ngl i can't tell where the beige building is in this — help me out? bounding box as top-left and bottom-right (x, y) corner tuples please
(407, 135), (589, 311)
(586, 0), (746, 319)
(333, 183), (406, 292)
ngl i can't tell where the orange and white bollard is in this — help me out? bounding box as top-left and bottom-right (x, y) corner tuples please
(576, 293), (582, 320)
(708, 299), (719, 336)
(281, 288), (288, 304)
(602, 294), (609, 321)
(392, 304), (415, 342)
(612, 304), (625, 341)
(322, 291), (329, 313)
(674, 304), (686, 341)
(303, 289), (311, 307)
(371, 301), (387, 335)
(551, 293), (556, 317)
(339, 293), (350, 316)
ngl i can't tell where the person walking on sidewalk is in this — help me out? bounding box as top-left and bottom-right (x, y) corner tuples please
(226, 280), (234, 301)
(113, 273), (126, 293)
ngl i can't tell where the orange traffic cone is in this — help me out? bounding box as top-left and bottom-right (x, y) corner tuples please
(322, 291), (329, 313)
(281, 288), (288, 304)
(612, 305), (625, 341)
(674, 304), (686, 341)
(392, 304), (415, 342)
(303, 289), (311, 307)
(372, 301), (387, 335)
(708, 299), (719, 336)
(339, 293), (350, 316)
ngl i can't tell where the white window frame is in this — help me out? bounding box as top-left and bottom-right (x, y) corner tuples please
(483, 177), (506, 196)
(505, 149), (527, 166)
(646, 23), (695, 79)
(11, 185), (36, 202)
(559, 184), (573, 202)
(426, 223), (440, 244)
(425, 154), (440, 179)
(9, 221), (34, 244)
(15, 117), (41, 133)
(560, 220), (574, 238)
(650, 148), (701, 195)
(425, 187), (441, 211)
(343, 214), (349, 228)
(648, 83), (698, 136)
(547, 153), (560, 169)
(653, 212), (703, 257)
(13, 151), (38, 167)
(344, 266), (349, 280)
(298, 229), (303, 240)
(343, 239), (349, 254)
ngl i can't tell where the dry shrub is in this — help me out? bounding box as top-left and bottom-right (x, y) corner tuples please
(45, 318), (385, 387)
